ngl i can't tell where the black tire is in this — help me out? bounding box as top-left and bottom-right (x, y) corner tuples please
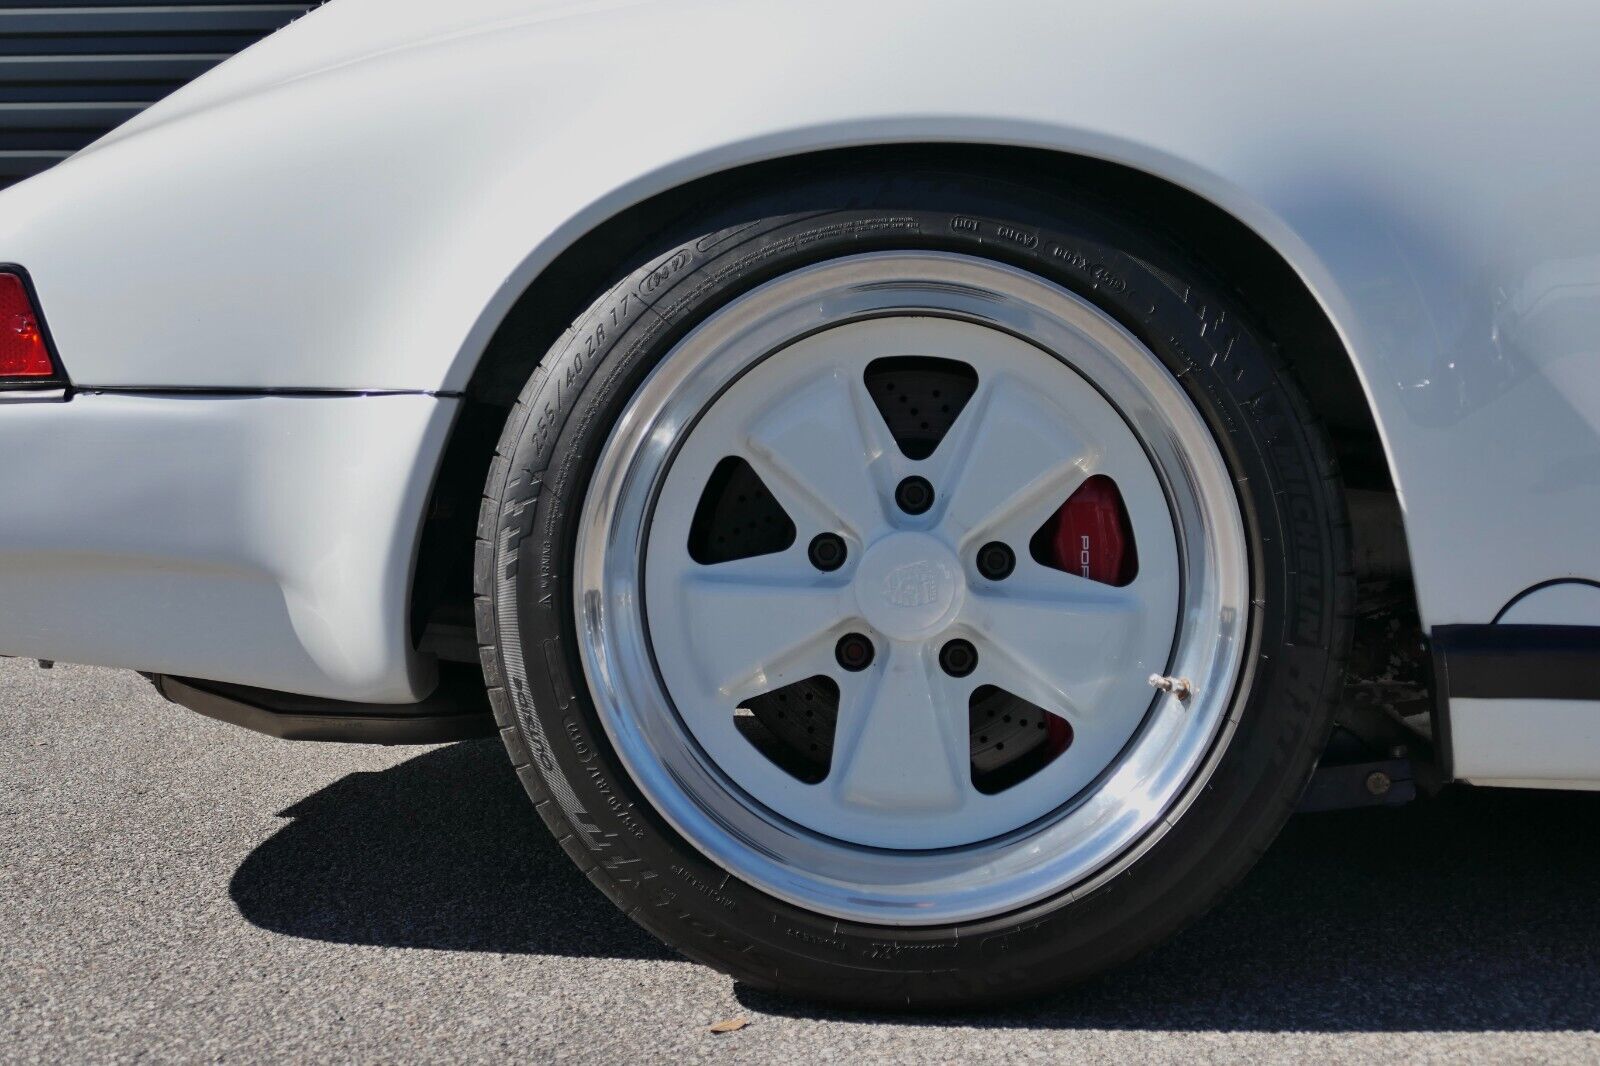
(475, 169), (1353, 1006)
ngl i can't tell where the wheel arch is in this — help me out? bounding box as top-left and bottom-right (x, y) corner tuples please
(411, 143), (1408, 658)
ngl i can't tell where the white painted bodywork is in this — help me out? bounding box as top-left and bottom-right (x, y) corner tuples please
(0, 393), (451, 700)
(0, 0), (1595, 776)
(1451, 699), (1600, 790)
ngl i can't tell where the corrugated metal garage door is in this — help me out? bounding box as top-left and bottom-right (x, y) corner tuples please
(0, 0), (317, 190)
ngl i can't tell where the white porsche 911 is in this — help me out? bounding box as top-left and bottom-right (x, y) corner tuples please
(2, 0), (1596, 1005)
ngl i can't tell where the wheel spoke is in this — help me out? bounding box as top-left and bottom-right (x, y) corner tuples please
(831, 643), (971, 815)
(674, 559), (854, 703)
(743, 367), (893, 539)
(961, 567), (1154, 722)
(935, 374), (1097, 546)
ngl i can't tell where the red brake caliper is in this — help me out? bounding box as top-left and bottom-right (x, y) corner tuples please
(1047, 474), (1138, 586)
(1039, 475), (1136, 755)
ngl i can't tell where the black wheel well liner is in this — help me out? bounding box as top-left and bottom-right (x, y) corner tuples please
(412, 143), (1398, 652)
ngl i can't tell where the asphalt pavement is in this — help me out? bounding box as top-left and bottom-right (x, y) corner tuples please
(4, 658), (1600, 1063)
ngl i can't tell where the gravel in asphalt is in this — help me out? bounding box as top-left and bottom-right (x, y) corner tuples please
(4, 658), (1600, 1063)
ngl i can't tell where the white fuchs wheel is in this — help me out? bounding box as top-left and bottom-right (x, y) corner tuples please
(574, 252), (1248, 923)
(480, 176), (1349, 1004)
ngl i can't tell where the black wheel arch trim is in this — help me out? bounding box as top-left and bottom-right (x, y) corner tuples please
(1430, 623), (1600, 781)
(1432, 624), (1600, 703)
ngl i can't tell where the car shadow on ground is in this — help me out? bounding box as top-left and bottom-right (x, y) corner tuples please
(232, 738), (1600, 1031)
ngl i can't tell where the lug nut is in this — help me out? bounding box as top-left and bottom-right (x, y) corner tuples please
(976, 541), (1015, 580)
(835, 633), (875, 672)
(939, 639), (978, 678)
(894, 476), (935, 515)
(808, 532), (847, 571)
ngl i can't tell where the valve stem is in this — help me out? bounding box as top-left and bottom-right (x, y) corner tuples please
(1148, 674), (1192, 701)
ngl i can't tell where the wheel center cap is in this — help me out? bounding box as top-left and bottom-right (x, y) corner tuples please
(853, 533), (964, 641)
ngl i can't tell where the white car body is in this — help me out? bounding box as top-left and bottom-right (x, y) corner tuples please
(0, 0), (1597, 785)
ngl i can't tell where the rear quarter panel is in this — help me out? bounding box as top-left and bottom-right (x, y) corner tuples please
(1, 0), (1597, 664)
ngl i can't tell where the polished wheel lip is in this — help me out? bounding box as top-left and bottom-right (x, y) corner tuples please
(575, 251), (1250, 925)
